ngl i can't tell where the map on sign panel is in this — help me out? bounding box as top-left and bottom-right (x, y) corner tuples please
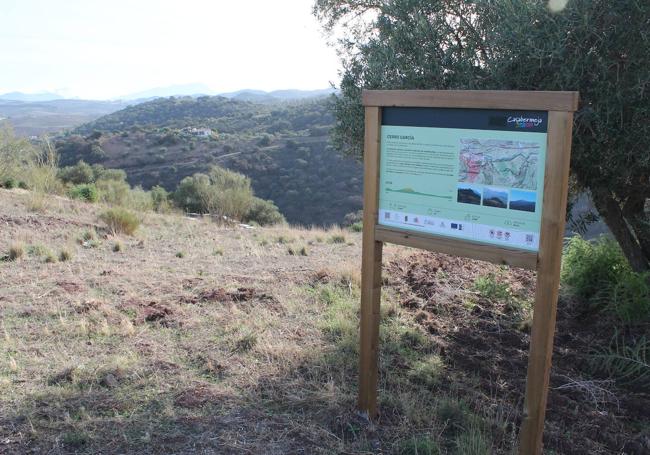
(458, 139), (540, 190)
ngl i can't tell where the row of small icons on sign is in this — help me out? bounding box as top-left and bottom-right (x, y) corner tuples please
(384, 211), (535, 245)
(396, 213), (467, 231)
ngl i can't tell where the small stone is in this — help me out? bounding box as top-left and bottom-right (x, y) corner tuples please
(102, 373), (118, 388)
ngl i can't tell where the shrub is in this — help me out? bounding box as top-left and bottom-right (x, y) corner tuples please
(150, 185), (171, 213)
(99, 208), (140, 235)
(562, 236), (650, 322)
(590, 333), (649, 389)
(23, 143), (64, 195)
(244, 197), (285, 226)
(3, 177), (17, 189)
(78, 229), (98, 243)
(349, 222), (363, 232)
(112, 241), (123, 252)
(258, 134), (272, 146)
(276, 235), (294, 244)
(342, 210), (363, 227)
(173, 166), (254, 219)
(473, 274), (511, 302)
(44, 251), (58, 263)
(125, 186), (153, 212)
(562, 236), (630, 301)
(58, 161), (95, 184)
(59, 248), (73, 262)
(287, 245), (308, 256)
(328, 234), (346, 244)
(95, 178), (131, 206)
(69, 184), (99, 203)
(607, 271), (650, 324)
(8, 242), (25, 261)
(175, 251), (185, 258)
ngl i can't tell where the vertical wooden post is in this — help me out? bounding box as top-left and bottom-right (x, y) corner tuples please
(519, 111), (574, 454)
(358, 106), (383, 418)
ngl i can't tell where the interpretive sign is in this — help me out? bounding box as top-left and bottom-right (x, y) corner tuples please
(378, 107), (547, 251)
(358, 90), (578, 455)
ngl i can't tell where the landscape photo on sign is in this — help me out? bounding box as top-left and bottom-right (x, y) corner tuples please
(482, 187), (509, 209)
(457, 183), (482, 205)
(509, 189), (537, 213)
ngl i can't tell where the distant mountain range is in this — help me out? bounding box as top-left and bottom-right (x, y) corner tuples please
(0, 98), (131, 136)
(116, 83), (215, 100)
(0, 91), (64, 102)
(116, 85), (337, 102)
(509, 199), (536, 212)
(0, 86), (337, 103)
(218, 88), (337, 103)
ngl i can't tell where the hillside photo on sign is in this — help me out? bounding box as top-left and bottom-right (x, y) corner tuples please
(359, 90), (578, 455)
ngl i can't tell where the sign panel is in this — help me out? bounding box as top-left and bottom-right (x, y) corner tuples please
(378, 107), (547, 251)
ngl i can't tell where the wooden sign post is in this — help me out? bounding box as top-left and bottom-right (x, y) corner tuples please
(358, 90), (578, 455)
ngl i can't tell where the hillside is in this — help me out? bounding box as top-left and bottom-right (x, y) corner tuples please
(0, 189), (647, 454)
(55, 96), (362, 225)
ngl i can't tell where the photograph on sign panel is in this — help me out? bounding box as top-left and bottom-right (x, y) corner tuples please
(457, 183), (482, 205)
(482, 187), (508, 209)
(509, 189), (537, 213)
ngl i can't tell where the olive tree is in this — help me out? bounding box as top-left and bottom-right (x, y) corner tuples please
(314, 0), (650, 271)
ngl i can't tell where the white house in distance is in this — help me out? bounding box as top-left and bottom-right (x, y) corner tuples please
(181, 127), (214, 138)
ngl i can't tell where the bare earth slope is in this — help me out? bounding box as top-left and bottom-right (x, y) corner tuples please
(0, 190), (647, 454)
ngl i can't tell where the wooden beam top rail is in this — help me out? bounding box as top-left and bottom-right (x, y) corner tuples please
(362, 90), (579, 112)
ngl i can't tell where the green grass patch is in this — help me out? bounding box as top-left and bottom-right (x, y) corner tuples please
(472, 273), (510, 302)
(399, 436), (441, 455)
(454, 426), (492, 455)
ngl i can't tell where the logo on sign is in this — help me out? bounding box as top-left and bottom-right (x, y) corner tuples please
(507, 116), (543, 129)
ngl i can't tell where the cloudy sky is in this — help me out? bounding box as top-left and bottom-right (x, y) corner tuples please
(0, 0), (341, 99)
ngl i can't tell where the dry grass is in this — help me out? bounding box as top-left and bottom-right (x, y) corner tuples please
(0, 190), (378, 454)
(0, 189), (643, 455)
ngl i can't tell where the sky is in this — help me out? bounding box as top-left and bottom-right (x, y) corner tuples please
(0, 0), (341, 99)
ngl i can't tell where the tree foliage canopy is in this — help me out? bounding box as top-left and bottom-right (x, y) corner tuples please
(315, 0), (650, 271)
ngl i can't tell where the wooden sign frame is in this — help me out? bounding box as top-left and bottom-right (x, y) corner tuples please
(359, 90), (579, 455)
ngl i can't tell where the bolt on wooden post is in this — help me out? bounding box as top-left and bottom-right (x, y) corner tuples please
(358, 90), (578, 454)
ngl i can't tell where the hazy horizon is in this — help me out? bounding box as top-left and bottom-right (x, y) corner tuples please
(0, 0), (340, 100)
